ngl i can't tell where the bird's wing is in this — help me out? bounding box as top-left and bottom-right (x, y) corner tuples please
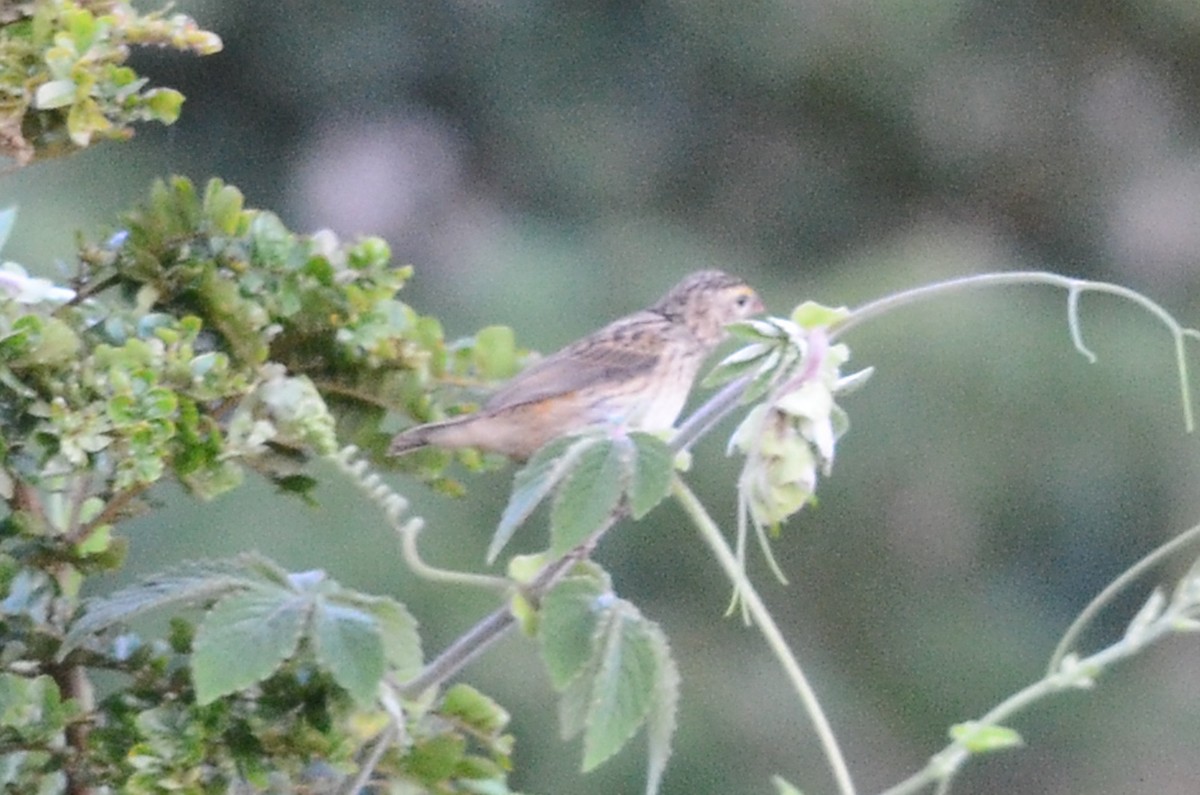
(483, 311), (669, 411)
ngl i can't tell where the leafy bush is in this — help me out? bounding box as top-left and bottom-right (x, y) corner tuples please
(4, 4), (1200, 795)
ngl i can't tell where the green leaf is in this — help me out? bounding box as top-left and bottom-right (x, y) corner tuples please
(312, 598), (384, 706)
(0, 673), (68, 738)
(360, 596), (422, 680)
(791, 300), (850, 329)
(582, 604), (657, 771)
(60, 553), (284, 658)
(948, 721), (1024, 753)
(441, 683), (511, 736)
(473, 325), (519, 380)
(489, 435), (594, 563)
(550, 438), (625, 555)
(540, 577), (606, 689)
(628, 433), (673, 519)
(643, 621), (680, 795)
(144, 87), (184, 124)
(67, 96), (110, 146)
(202, 178), (245, 235)
(558, 661), (594, 743)
(701, 341), (773, 388)
(408, 734), (468, 784)
(192, 586), (310, 705)
(73, 523), (112, 556)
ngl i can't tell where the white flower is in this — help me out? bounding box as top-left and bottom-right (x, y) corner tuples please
(0, 262), (76, 304)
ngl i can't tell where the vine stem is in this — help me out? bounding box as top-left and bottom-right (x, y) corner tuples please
(671, 475), (857, 795)
(830, 270), (1199, 431)
(876, 567), (1199, 795)
(1047, 521), (1200, 675)
(396, 524), (610, 699)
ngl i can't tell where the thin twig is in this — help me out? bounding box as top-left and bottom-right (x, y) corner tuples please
(1046, 521), (1200, 674)
(339, 721), (397, 795)
(672, 475), (857, 795)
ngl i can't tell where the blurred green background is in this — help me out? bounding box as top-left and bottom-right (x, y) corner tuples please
(7, 1), (1200, 793)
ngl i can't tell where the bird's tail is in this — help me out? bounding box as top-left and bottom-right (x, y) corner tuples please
(388, 415), (472, 456)
(387, 426), (431, 456)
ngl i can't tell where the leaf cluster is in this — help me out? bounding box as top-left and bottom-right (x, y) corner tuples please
(0, 174), (533, 792)
(0, 0), (221, 168)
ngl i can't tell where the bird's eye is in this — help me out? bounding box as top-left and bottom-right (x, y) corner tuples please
(735, 293), (751, 307)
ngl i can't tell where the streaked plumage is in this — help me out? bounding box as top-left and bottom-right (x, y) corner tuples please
(389, 270), (763, 460)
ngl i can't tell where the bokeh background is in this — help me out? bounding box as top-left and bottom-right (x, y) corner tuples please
(7, 1), (1200, 793)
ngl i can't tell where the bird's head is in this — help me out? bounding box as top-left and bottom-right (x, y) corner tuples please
(655, 269), (764, 347)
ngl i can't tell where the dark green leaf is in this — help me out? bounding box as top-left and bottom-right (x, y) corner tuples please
(489, 435), (594, 564)
(582, 604), (657, 771)
(540, 577), (606, 689)
(550, 439), (625, 555)
(312, 598), (385, 706)
(60, 553), (285, 658)
(558, 661), (594, 743)
(628, 433), (673, 519)
(192, 586), (310, 704)
(643, 620), (680, 795)
(358, 596), (422, 679)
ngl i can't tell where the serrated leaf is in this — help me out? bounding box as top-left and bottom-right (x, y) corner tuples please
(312, 598), (385, 706)
(628, 433), (673, 519)
(558, 662), (593, 742)
(948, 721), (1024, 753)
(359, 596), (422, 680)
(490, 435), (594, 563)
(582, 604), (657, 771)
(550, 439), (625, 555)
(192, 587), (310, 704)
(540, 577), (607, 689)
(60, 553), (283, 658)
(643, 619), (679, 795)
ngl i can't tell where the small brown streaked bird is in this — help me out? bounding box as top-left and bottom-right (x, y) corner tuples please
(388, 269), (764, 460)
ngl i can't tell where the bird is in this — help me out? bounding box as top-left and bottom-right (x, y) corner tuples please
(388, 269), (764, 460)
